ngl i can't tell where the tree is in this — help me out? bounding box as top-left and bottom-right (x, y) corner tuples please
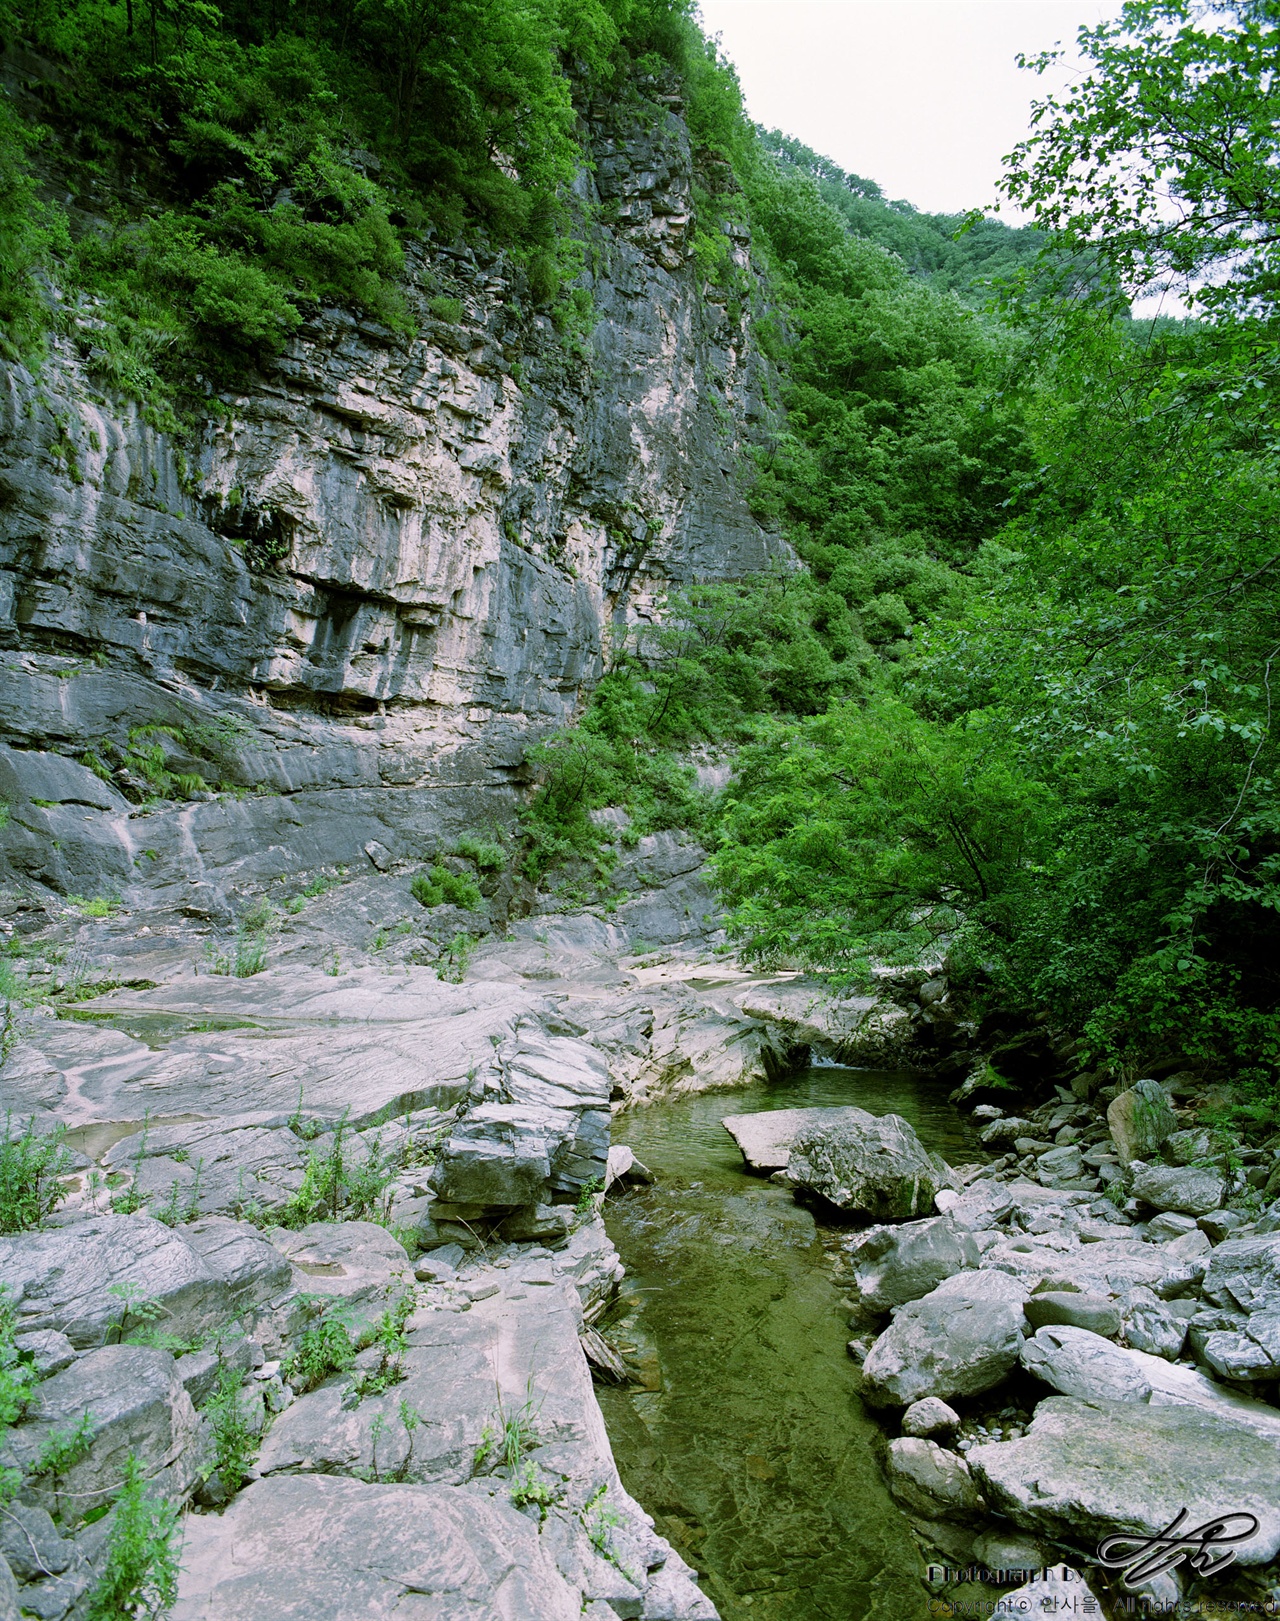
(1003, 0), (1280, 318)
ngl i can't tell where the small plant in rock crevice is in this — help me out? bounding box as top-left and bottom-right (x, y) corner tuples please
(84, 1454), (180, 1621)
(0, 1114), (75, 1233)
(281, 1311), (356, 1394)
(203, 1364), (259, 1496)
(348, 1288), (416, 1402)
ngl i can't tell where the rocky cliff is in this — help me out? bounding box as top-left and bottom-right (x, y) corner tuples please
(0, 80), (786, 916)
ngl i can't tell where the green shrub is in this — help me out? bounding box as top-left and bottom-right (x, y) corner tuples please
(428, 295), (464, 323)
(410, 865), (481, 910)
(203, 1364), (258, 1495)
(0, 1116), (75, 1233)
(85, 1455), (179, 1621)
(282, 1314), (356, 1394)
(453, 836), (506, 873)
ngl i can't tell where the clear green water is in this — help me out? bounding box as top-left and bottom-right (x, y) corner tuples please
(599, 1066), (980, 1621)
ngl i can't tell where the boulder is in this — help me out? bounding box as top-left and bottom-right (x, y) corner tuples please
(0, 1213), (288, 1348)
(1202, 1232), (1280, 1314)
(1021, 1325), (1155, 1403)
(969, 1396), (1280, 1565)
(1200, 1307), (1280, 1383)
(172, 1474), (584, 1620)
(9, 1345), (203, 1511)
(103, 1116), (308, 1218)
(786, 1113), (945, 1221)
(847, 1217), (978, 1313)
(0, 1556), (20, 1621)
(861, 1272), (1028, 1407)
(1106, 1080), (1176, 1166)
(1164, 1127), (1213, 1165)
(1024, 1291), (1121, 1339)
(933, 1182), (1014, 1232)
(0, 1504), (74, 1581)
(721, 1107), (873, 1174)
(980, 1234), (1185, 1299)
(1036, 1145), (1084, 1186)
(885, 1438), (985, 1521)
(901, 1398), (960, 1439)
(1130, 1161), (1224, 1216)
(1120, 1288), (1187, 1360)
(977, 1117), (1031, 1149)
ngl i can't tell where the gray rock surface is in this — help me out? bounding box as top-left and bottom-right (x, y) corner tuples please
(720, 1106), (873, 1173)
(1203, 1232), (1280, 1314)
(901, 1398), (960, 1439)
(0, 1213), (288, 1347)
(1106, 1080), (1176, 1166)
(847, 1216), (979, 1313)
(1024, 1290), (1121, 1338)
(861, 1273), (1028, 1407)
(885, 1438), (985, 1520)
(1130, 1160), (1224, 1216)
(969, 1396), (1280, 1565)
(787, 1112), (945, 1220)
(174, 1474), (585, 1620)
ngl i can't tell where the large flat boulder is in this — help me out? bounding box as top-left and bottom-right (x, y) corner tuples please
(969, 1397), (1280, 1565)
(860, 1272), (1028, 1407)
(721, 1107), (872, 1173)
(786, 1112), (945, 1220)
(268, 1221), (410, 1309)
(173, 1474), (584, 1620)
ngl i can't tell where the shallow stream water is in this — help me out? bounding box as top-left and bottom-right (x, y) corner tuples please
(599, 1066), (979, 1621)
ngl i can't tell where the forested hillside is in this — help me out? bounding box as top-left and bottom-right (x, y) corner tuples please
(2, 0), (1276, 1126)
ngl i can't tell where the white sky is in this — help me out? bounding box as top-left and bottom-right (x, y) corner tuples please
(695, 0), (1118, 217)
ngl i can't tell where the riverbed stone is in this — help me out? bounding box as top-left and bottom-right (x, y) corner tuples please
(969, 1396), (1280, 1565)
(861, 1273), (1028, 1407)
(847, 1216), (979, 1313)
(1200, 1307), (1280, 1382)
(885, 1438), (985, 1520)
(1036, 1145), (1084, 1186)
(0, 1213), (287, 1347)
(1106, 1080), (1176, 1166)
(901, 1398), (960, 1438)
(786, 1112), (945, 1221)
(720, 1106), (873, 1173)
(1202, 1232), (1280, 1313)
(997, 1567), (1103, 1614)
(1024, 1290), (1121, 1338)
(267, 1221), (410, 1309)
(1130, 1161), (1224, 1216)
(1120, 1288), (1187, 1359)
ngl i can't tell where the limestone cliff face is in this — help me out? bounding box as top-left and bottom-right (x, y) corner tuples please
(0, 87), (785, 904)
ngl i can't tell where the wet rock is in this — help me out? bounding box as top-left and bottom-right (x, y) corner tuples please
(901, 1398), (960, 1439)
(969, 1396), (1280, 1564)
(173, 1474), (584, 1620)
(1024, 1290), (1121, 1339)
(787, 1113), (945, 1221)
(1129, 1161), (1224, 1216)
(977, 1117), (1031, 1149)
(885, 1438), (985, 1520)
(847, 1216), (978, 1313)
(861, 1272), (1028, 1407)
(1106, 1079), (1176, 1166)
(721, 1106), (873, 1174)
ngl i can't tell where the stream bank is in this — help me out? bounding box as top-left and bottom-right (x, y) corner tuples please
(599, 1065), (977, 1621)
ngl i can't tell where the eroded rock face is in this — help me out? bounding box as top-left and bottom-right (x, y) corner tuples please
(1106, 1080), (1176, 1166)
(786, 1112), (945, 1220)
(846, 1216), (979, 1313)
(174, 1474), (585, 1621)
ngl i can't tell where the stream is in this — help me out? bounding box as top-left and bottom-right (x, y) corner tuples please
(599, 1065), (979, 1621)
